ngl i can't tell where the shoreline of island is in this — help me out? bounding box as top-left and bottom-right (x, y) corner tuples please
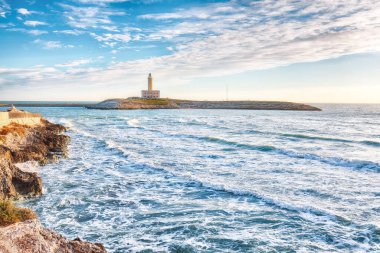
(85, 98), (322, 111)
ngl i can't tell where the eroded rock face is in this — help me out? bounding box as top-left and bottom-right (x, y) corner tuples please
(0, 120), (70, 200)
(0, 120), (107, 252)
(0, 220), (107, 253)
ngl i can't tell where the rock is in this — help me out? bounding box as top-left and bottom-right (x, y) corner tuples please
(0, 220), (107, 253)
(0, 146), (42, 200)
(0, 120), (69, 200)
(87, 98), (179, 110)
(0, 117), (107, 252)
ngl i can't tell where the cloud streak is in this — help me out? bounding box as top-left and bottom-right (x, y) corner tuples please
(17, 8), (32, 15)
(24, 20), (47, 26)
(33, 39), (74, 49)
(1, 0), (380, 100)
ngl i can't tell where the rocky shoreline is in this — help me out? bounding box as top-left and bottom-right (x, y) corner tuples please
(0, 119), (107, 252)
(87, 98), (322, 111)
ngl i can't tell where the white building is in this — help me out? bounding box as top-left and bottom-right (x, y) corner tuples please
(141, 73), (160, 99)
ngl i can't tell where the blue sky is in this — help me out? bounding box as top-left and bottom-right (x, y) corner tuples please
(0, 0), (379, 102)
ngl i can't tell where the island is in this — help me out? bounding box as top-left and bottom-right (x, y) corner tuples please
(87, 98), (321, 111)
(87, 73), (321, 111)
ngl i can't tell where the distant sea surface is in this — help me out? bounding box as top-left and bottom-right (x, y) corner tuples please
(0, 101), (97, 105)
(19, 104), (380, 252)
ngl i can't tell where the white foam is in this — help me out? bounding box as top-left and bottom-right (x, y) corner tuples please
(127, 118), (139, 127)
(15, 161), (40, 173)
(58, 118), (74, 129)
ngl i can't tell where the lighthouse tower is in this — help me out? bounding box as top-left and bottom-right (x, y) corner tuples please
(141, 73), (160, 99)
(148, 73), (153, 91)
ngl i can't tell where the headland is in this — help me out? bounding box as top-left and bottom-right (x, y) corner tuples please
(0, 107), (106, 253)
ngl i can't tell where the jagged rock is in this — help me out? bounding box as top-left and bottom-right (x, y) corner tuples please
(0, 117), (106, 252)
(0, 220), (106, 253)
(0, 146), (42, 200)
(0, 120), (69, 200)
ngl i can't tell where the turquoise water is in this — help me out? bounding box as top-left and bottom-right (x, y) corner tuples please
(21, 105), (380, 252)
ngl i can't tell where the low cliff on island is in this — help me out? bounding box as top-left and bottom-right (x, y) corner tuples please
(87, 98), (321, 111)
(0, 118), (107, 252)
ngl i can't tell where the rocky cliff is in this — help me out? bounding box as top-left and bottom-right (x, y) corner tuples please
(0, 119), (107, 252)
(0, 220), (106, 253)
(0, 120), (69, 200)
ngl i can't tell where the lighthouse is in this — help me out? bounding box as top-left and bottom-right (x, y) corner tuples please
(148, 73), (153, 91)
(141, 73), (160, 99)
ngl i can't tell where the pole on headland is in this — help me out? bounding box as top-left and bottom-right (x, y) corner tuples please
(226, 84), (229, 101)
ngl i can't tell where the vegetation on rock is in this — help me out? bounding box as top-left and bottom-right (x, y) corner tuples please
(0, 123), (29, 137)
(0, 200), (36, 226)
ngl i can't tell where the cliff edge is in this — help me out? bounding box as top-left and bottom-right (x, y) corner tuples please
(0, 220), (106, 253)
(0, 116), (107, 252)
(0, 120), (69, 200)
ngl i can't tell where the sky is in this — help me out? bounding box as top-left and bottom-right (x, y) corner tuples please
(0, 0), (380, 103)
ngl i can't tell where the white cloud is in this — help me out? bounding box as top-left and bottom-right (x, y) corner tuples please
(56, 59), (92, 67)
(75, 0), (130, 5)
(17, 8), (31, 15)
(90, 32), (131, 47)
(7, 28), (48, 35)
(24, 20), (47, 26)
(0, 0), (10, 18)
(1, 0), (380, 100)
(53, 29), (85, 35)
(33, 39), (73, 49)
(60, 4), (125, 29)
(139, 3), (241, 20)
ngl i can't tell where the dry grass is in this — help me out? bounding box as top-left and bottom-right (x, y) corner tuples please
(0, 123), (30, 136)
(131, 99), (170, 105)
(0, 201), (37, 227)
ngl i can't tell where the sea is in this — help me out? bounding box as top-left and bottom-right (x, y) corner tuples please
(14, 104), (380, 252)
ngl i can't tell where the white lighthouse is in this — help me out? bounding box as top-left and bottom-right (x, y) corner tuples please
(141, 73), (160, 99)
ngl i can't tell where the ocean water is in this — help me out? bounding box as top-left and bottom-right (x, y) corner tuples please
(20, 104), (380, 252)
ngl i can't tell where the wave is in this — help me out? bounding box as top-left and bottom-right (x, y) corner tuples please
(69, 125), (133, 161)
(233, 128), (380, 149)
(282, 133), (380, 148)
(58, 118), (74, 129)
(127, 157), (380, 241)
(124, 157), (372, 232)
(199, 136), (276, 152)
(127, 119), (139, 127)
(69, 120), (380, 173)
(360, 140), (380, 147)
(192, 136), (380, 173)
(281, 133), (352, 143)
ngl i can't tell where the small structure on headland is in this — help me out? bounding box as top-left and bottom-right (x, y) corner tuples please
(141, 73), (160, 99)
(0, 105), (41, 127)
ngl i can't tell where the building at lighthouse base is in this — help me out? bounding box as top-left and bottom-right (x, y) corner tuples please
(141, 90), (160, 99)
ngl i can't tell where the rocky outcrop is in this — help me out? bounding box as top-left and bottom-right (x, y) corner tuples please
(0, 220), (106, 253)
(0, 117), (107, 252)
(87, 98), (179, 110)
(87, 98), (321, 111)
(175, 100), (321, 111)
(0, 120), (69, 200)
(0, 148), (42, 200)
